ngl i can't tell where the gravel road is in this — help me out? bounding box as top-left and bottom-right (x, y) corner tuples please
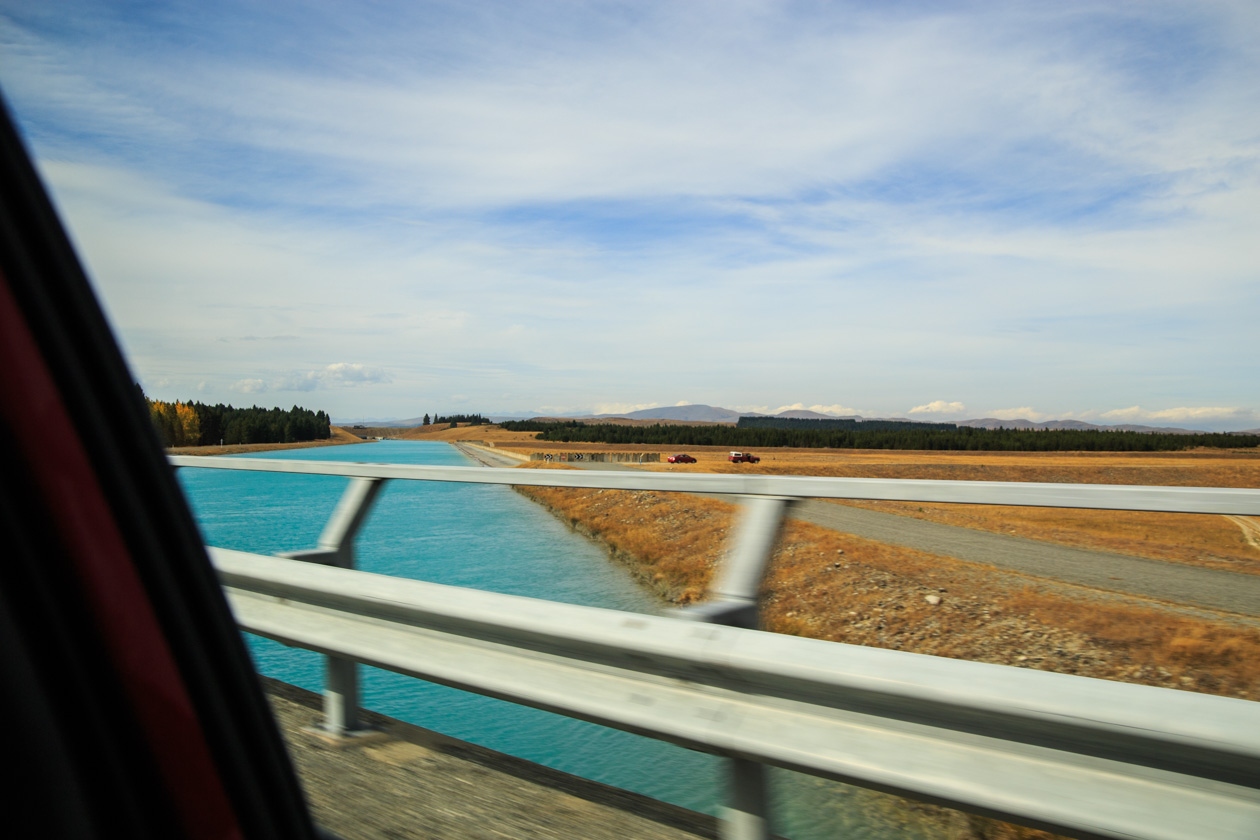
(454, 444), (1260, 618)
(794, 500), (1260, 617)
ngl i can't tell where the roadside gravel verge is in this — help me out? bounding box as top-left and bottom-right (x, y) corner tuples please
(265, 678), (717, 840)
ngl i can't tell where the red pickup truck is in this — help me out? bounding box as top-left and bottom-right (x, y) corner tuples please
(728, 451), (761, 463)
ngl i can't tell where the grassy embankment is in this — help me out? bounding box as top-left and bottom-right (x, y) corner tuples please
(167, 424), (370, 455)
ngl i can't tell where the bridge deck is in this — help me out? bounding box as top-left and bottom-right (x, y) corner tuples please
(262, 677), (720, 840)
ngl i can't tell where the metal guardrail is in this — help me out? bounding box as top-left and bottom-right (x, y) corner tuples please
(170, 455), (1260, 513)
(171, 454), (1260, 840)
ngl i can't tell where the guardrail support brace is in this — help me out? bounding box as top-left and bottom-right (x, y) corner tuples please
(318, 476), (387, 566)
(710, 495), (792, 626)
(713, 495), (790, 840)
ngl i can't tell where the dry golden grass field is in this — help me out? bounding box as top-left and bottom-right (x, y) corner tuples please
(478, 434), (1260, 575)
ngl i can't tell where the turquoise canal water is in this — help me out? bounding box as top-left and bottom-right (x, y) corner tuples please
(177, 440), (935, 840)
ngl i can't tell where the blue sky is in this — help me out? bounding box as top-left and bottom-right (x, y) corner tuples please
(2, 1), (1257, 429)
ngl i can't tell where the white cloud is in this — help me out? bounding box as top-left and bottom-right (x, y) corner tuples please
(769, 403), (868, 416)
(592, 402), (662, 416)
(271, 374), (311, 393)
(909, 401), (967, 416)
(988, 407), (1056, 422)
(274, 364), (390, 392)
(231, 379), (268, 394)
(321, 363), (390, 385)
(1100, 406), (1258, 424)
(813, 404), (867, 417)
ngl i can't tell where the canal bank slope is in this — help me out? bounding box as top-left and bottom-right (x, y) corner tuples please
(166, 425), (370, 456)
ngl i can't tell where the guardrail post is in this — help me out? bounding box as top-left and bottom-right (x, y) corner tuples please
(725, 758), (772, 840)
(302, 476), (386, 736)
(695, 494), (791, 840)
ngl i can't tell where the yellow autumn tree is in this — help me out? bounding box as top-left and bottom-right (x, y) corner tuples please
(147, 398), (200, 446)
(174, 401), (200, 446)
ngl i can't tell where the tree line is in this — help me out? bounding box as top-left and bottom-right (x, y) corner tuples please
(143, 389), (330, 446)
(498, 420), (1260, 452)
(431, 413), (489, 426)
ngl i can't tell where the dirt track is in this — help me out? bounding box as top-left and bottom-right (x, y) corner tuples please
(1229, 515), (1260, 551)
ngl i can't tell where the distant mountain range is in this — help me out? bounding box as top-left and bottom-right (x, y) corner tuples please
(339, 405), (1258, 435)
(584, 404), (865, 423)
(550, 404), (1219, 433)
(591, 404), (751, 422)
(955, 418), (1211, 434)
(528, 405), (1251, 435)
